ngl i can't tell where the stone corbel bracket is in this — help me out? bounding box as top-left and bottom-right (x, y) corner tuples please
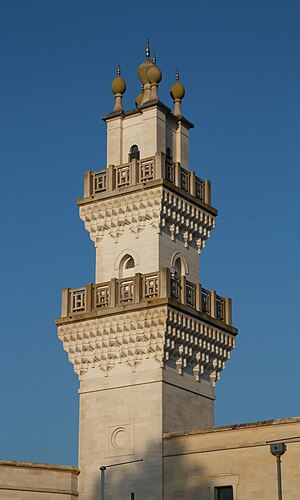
(58, 305), (236, 384)
(79, 186), (216, 251)
(161, 189), (216, 253)
(79, 188), (162, 244)
(166, 308), (236, 387)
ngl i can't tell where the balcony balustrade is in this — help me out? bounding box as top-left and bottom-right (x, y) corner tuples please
(83, 153), (211, 205)
(61, 269), (232, 326)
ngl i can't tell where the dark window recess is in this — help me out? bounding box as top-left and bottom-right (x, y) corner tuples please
(166, 147), (172, 159)
(125, 257), (135, 269)
(215, 486), (233, 500)
(129, 145), (140, 161)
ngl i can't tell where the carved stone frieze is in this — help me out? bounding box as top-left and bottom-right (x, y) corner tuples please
(79, 188), (162, 244)
(161, 190), (216, 253)
(58, 305), (235, 384)
(166, 309), (236, 387)
(79, 186), (216, 251)
(58, 307), (167, 376)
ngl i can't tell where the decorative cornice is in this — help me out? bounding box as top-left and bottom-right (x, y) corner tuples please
(79, 187), (162, 244)
(58, 306), (167, 376)
(79, 186), (215, 250)
(166, 308), (235, 387)
(161, 189), (215, 253)
(58, 304), (235, 385)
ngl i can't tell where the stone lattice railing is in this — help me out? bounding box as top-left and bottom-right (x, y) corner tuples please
(60, 268), (232, 326)
(82, 153), (211, 205)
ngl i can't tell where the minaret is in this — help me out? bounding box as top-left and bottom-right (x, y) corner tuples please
(56, 43), (238, 500)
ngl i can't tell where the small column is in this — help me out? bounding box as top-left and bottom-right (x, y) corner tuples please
(110, 278), (117, 308)
(61, 288), (69, 317)
(225, 297), (232, 326)
(134, 273), (142, 303)
(190, 171), (196, 196)
(86, 283), (93, 312)
(195, 283), (202, 312)
(174, 162), (181, 188)
(204, 180), (211, 205)
(180, 275), (186, 304)
(107, 164), (115, 192)
(131, 158), (138, 185)
(83, 171), (92, 198)
(155, 152), (164, 179)
(210, 290), (217, 319)
(159, 268), (170, 298)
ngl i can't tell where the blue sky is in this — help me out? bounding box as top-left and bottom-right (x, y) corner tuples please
(1, 0), (299, 466)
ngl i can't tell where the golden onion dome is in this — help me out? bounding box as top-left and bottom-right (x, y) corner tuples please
(147, 64), (162, 85)
(111, 64), (126, 95)
(170, 69), (185, 100)
(137, 39), (155, 85)
(137, 58), (154, 85)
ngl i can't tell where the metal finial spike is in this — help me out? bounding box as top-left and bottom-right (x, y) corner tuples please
(117, 63), (121, 76)
(152, 51), (156, 64)
(176, 68), (179, 81)
(141, 84), (144, 91)
(146, 38), (150, 59)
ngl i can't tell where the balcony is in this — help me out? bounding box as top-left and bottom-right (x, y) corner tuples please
(59, 269), (233, 327)
(82, 153), (212, 206)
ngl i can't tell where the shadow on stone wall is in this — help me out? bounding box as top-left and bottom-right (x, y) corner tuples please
(90, 438), (210, 500)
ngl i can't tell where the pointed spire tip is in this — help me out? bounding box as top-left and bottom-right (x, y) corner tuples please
(176, 68), (179, 81)
(117, 63), (121, 76)
(146, 38), (150, 59)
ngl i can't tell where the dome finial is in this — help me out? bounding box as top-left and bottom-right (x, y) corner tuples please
(148, 57), (162, 101)
(152, 51), (156, 64)
(111, 65), (126, 112)
(135, 84), (144, 107)
(146, 38), (150, 59)
(170, 69), (185, 118)
(137, 40), (155, 104)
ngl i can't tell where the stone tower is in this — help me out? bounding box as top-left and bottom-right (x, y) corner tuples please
(56, 45), (238, 500)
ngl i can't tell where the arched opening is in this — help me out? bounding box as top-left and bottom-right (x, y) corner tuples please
(119, 253), (136, 278)
(165, 147), (174, 182)
(166, 147), (172, 160)
(170, 252), (189, 277)
(124, 256), (134, 269)
(174, 257), (182, 277)
(129, 145), (140, 161)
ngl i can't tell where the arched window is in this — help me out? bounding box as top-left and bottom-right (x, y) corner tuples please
(119, 253), (136, 278)
(129, 145), (140, 161)
(171, 252), (189, 277)
(166, 147), (172, 160)
(165, 147), (174, 182)
(174, 257), (182, 277)
(124, 256), (135, 269)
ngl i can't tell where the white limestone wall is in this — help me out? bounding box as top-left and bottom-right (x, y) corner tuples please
(159, 229), (200, 283)
(95, 224), (200, 284)
(163, 419), (300, 500)
(95, 225), (160, 282)
(163, 368), (214, 433)
(78, 362), (164, 500)
(0, 462), (78, 499)
(106, 106), (190, 169)
(176, 122), (190, 170)
(106, 108), (167, 167)
(78, 361), (215, 500)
